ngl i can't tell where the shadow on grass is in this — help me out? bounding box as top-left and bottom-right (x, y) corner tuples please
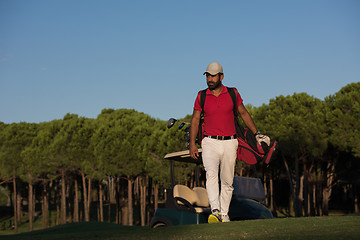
(1, 215), (360, 240)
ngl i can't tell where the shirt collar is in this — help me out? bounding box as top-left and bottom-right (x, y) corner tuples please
(206, 84), (227, 95)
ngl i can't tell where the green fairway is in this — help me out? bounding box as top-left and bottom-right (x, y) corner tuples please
(1, 215), (359, 240)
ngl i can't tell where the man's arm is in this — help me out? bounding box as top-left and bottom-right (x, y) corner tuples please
(238, 103), (257, 134)
(190, 109), (201, 159)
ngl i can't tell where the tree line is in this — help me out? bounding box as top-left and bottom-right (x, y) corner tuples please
(249, 82), (359, 217)
(0, 82), (359, 232)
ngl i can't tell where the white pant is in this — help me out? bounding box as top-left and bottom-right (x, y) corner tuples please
(201, 137), (238, 215)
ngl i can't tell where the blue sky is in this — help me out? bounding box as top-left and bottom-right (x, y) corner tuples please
(1, 0), (359, 123)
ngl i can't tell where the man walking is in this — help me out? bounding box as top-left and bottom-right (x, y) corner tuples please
(189, 62), (269, 223)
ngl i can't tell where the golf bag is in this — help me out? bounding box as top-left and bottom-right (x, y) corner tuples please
(199, 87), (277, 165)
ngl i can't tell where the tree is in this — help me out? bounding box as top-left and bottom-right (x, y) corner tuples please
(325, 82), (360, 213)
(94, 109), (147, 225)
(326, 82), (360, 157)
(256, 93), (328, 216)
(1, 123), (38, 231)
(49, 114), (97, 223)
(22, 120), (62, 227)
(65, 116), (96, 222)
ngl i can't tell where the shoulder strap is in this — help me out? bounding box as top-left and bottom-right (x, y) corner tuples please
(197, 89), (207, 143)
(228, 87), (246, 138)
(200, 89), (207, 115)
(227, 87), (237, 116)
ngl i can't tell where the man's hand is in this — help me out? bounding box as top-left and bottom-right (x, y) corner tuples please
(190, 143), (199, 159)
(255, 134), (271, 146)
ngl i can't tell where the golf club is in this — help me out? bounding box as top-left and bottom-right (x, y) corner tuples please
(167, 118), (192, 149)
(167, 118), (177, 128)
(167, 118), (190, 129)
(178, 122), (186, 129)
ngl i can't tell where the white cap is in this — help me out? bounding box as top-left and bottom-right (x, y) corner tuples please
(203, 62), (223, 75)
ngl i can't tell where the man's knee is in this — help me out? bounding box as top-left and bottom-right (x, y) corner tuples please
(206, 169), (218, 181)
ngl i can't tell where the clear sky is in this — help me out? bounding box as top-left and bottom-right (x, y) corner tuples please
(1, 0), (359, 123)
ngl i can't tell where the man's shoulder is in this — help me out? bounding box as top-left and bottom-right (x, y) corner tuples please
(224, 86), (240, 95)
(197, 88), (207, 93)
(225, 86), (238, 91)
(196, 88), (210, 97)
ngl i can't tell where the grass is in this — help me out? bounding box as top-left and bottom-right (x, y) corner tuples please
(0, 215), (359, 240)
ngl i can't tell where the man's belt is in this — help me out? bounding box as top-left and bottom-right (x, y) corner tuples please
(204, 135), (237, 140)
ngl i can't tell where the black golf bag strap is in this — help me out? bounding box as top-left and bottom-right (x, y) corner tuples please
(228, 87), (247, 139)
(197, 89), (207, 142)
(200, 89), (207, 116)
(227, 87), (238, 117)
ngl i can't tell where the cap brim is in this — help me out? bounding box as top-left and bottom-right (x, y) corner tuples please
(203, 71), (221, 75)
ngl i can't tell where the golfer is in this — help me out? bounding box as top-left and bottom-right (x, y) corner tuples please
(189, 62), (268, 223)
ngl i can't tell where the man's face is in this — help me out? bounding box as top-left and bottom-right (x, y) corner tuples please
(206, 73), (222, 90)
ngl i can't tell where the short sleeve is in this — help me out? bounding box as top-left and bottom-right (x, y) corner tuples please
(233, 88), (243, 107)
(194, 91), (203, 111)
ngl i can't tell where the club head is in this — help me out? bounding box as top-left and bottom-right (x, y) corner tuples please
(167, 118), (177, 128)
(178, 122), (185, 129)
(184, 126), (191, 133)
(183, 132), (190, 141)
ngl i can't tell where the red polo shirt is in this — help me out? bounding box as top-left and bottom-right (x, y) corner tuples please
(194, 85), (243, 136)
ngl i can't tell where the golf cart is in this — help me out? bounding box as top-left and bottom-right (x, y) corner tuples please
(149, 149), (274, 228)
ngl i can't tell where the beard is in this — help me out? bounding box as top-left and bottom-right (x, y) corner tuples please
(207, 79), (222, 90)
